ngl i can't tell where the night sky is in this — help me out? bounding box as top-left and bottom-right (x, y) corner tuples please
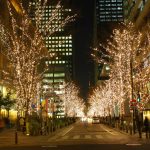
(71, 0), (95, 100)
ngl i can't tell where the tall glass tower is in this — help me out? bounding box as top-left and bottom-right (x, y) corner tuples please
(96, 0), (124, 23)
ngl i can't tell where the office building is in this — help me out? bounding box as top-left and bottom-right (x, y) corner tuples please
(0, 0), (16, 97)
(96, 0), (123, 23)
(0, 0), (22, 118)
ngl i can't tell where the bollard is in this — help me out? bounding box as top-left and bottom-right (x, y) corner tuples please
(130, 127), (132, 135)
(15, 131), (18, 144)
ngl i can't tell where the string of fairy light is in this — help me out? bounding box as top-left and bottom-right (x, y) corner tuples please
(88, 22), (150, 117)
(0, 0), (76, 115)
(59, 81), (85, 117)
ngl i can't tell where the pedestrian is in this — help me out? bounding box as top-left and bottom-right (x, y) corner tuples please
(137, 118), (142, 138)
(0, 118), (5, 131)
(19, 117), (24, 132)
(144, 116), (149, 138)
(84, 118), (88, 128)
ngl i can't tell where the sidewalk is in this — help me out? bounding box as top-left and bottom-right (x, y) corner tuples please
(104, 124), (150, 144)
(0, 128), (47, 146)
(0, 125), (73, 147)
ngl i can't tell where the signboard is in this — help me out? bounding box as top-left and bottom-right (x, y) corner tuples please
(129, 99), (137, 109)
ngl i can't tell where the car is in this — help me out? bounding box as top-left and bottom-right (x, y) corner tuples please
(92, 117), (100, 124)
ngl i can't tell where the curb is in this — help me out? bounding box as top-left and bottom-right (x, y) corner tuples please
(103, 124), (150, 144)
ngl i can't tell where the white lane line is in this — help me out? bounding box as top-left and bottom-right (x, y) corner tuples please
(126, 143), (142, 146)
(62, 135), (69, 140)
(41, 145), (57, 148)
(49, 135), (59, 140)
(73, 135), (80, 139)
(62, 126), (74, 136)
(96, 135), (103, 139)
(48, 126), (74, 141)
(0, 137), (9, 138)
(84, 135), (92, 139)
(101, 125), (117, 135)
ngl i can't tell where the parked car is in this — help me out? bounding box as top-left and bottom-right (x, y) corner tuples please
(92, 117), (100, 124)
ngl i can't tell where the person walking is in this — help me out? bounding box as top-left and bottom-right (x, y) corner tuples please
(144, 116), (149, 139)
(0, 118), (5, 131)
(84, 118), (88, 128)
(137, 118), (142, 138)
(19, 117), (25, 132)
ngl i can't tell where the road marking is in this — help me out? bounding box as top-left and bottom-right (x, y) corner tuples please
(126, 143), (142, 146)
(62, 126), (74, 136)
(0, 137), (10, 138)
(73, 135), (80, 139)
(84, 135), (91, 139)
(49, 136), (58, 140)
(41, 145), (57, 148)
(95, 135), (103, 139)
(101, 125), (117, 135)
(62, 135), (69, 140)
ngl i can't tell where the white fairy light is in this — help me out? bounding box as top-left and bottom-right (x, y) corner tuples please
(89, 22), (149, 116)
(0, 0), (76, 116)
(59, 81), (85, 117)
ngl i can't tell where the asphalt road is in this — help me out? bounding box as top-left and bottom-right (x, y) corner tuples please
(0, 121), (150, 150)
(46, 121), (143, 145)
(0, 144), (149, 150)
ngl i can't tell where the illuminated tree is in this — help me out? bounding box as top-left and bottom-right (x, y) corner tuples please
(90, 22), (145, 116)
(0, 0), (75, 117)
(133, 25), (150, 110)
(60, 82), (85, 117)
(0, 91), (4, 117)
(88, 82), (115, 117)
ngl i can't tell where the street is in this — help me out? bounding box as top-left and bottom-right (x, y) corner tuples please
(0, 0), (150, 150)
(0, 144), (149, 150)
(0, 121), (150, 150)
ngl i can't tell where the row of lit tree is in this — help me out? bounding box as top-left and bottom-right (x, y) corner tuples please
(60, 82), (85, 117)
(88, 22), (150, 117)
(0, 0), (83, 119)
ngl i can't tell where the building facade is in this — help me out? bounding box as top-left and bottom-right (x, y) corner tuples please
(0, 0), (14, 98)
(0, 0), (22, 119)
(96, 0), (123, 23)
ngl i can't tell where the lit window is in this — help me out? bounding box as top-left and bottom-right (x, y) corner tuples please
(54, 79), (64, 83)
(44, 73), (53, 77)
(54, 73), (65, 77)
(43, 79), (53, 83)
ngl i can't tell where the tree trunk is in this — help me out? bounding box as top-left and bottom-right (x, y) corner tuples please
(7, 109), (10, 118)
(0, 107), (1, 118)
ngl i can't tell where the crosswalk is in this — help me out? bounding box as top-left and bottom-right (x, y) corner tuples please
(48, 134), (106, 141)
